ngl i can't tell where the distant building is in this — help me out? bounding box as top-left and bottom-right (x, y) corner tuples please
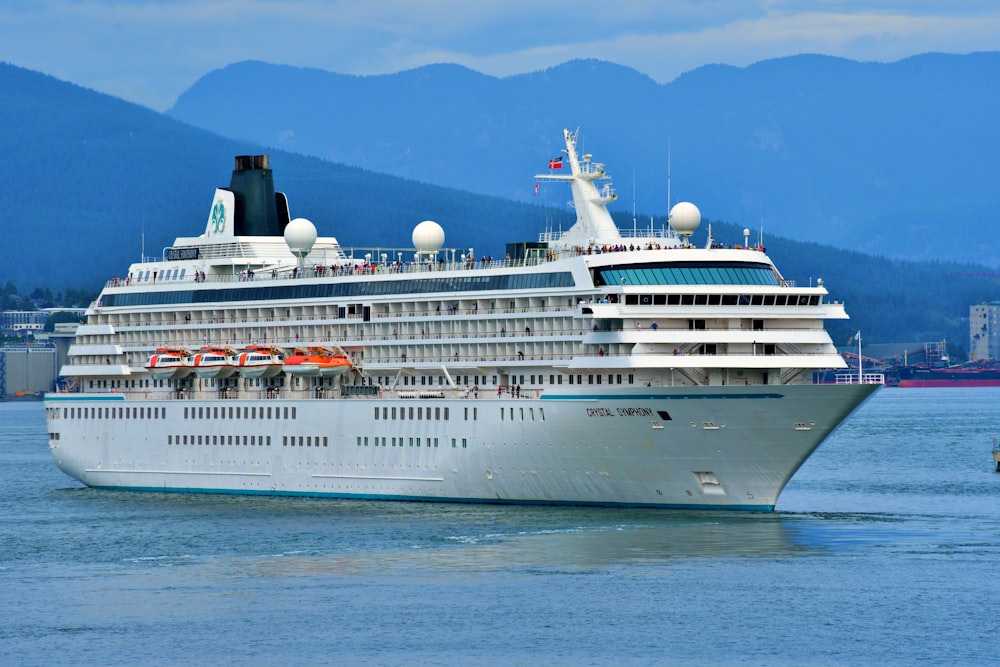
(1, 310), (48, 335)
(969, 302), (1000, 361)
(1, 345), (56, 397)
(35, 322), (80, 379)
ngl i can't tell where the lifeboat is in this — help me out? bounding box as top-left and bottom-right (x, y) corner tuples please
(145, 347), (193, 380)
(235, 346), (285, 379)
(191, 346), (237, 379)
(283, 346), (352, 377)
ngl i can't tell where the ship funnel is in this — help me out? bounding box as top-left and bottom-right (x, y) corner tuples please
(229, 155), (291, 236)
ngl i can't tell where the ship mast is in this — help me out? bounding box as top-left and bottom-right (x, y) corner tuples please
(535, 128), (621, 250)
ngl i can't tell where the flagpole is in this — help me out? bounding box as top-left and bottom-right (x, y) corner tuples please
(857, 330), (862, 383)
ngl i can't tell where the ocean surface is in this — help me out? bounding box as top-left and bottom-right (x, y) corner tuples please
(2, 388), (998, 666)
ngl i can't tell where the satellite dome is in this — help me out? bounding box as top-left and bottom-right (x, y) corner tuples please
(669, 202), (701, 237)
(284, 217), (317, 257)
(412, 220), (445, 253)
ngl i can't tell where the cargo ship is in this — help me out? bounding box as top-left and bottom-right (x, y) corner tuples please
(890, 362), (1000, 388)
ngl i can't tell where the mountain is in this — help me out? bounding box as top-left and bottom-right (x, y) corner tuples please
(0, 61), (997, 350)
(0, 62), (570, 291)
(168, 54), (1000, 267)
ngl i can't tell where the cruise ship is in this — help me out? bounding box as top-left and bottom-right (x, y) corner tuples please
(44, 129), (881, 510)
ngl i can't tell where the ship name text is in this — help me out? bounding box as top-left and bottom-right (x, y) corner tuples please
(586, 407), (654, 418)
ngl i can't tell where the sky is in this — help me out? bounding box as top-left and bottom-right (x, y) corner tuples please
(2, 0), (999, 111)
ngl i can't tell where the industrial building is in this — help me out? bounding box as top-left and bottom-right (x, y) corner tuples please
(1, 345), (57, 397)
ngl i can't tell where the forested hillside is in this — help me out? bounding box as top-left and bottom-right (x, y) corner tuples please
(168, 53), (1000, 267)
(0, 61), (996, 350)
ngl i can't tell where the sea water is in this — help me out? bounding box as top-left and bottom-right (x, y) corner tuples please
(1, 389), (998, 666)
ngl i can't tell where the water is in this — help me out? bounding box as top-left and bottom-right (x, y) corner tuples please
(2, 389), (998, 666)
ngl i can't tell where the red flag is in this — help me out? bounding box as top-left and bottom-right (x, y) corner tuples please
(534, 183), (539, 196)
(548, 157), (563, 169)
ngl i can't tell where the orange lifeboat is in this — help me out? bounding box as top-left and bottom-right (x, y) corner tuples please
(191, 346), (237, 379)
(283, 346), (352, 377)
(145, 347), (192, 380)
(235, 346), (285, 379)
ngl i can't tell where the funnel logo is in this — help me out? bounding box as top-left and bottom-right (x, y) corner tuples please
(210, 200), (226, 233)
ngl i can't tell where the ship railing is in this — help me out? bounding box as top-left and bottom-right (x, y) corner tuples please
(834, 372), (885, 385)
(102, 235), (797, 293)
(104, 236), (782, 290)
(103, 252), (569, 290)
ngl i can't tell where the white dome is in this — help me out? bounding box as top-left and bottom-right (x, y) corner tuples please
(669, 202), (701, 236)
(412, 220), (445, 253)
(284, 217), (317, 256)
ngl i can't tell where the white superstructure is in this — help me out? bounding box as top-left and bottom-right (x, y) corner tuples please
(44, 133), (880, 510)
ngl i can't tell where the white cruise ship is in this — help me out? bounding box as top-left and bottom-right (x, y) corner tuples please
(44, 129), (881, 510)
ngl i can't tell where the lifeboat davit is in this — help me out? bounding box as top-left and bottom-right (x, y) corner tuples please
(235, 346), (285, 379)
(145, 347), (193, 380)
(191, 346), (237, 379)
(283, 347), (352, 377)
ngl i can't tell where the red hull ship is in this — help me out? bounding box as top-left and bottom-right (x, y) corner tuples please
(892, 364), (1000, 387)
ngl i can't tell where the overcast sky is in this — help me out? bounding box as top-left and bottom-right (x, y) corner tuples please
(2, 0), (999, 111)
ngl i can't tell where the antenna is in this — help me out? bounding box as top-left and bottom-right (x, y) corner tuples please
(666, 137), (672, 212)
(632, 169), (637, 237)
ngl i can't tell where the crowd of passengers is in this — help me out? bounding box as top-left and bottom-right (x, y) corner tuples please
(114, 238), (767, 287)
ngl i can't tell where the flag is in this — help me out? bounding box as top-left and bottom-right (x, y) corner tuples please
(533, 183), (539, 196)
(548, 157), (563, 169)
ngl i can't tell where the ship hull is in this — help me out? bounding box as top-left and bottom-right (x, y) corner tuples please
(44, 383), (878, 511)
(894, 367), (1000, 387)
(898, 378), (1000, 387)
